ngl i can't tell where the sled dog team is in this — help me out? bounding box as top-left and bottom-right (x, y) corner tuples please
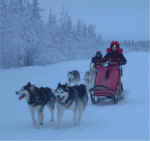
(16, 70), (93, 129)
(15, 41), (127, 129)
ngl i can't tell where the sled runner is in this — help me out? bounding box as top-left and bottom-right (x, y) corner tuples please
(90, 65), (123, 104)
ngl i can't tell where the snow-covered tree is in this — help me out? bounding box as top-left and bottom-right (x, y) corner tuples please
(46, 8), (59, 45)
(58, 8), (73, 42)
(87, 24), (96, 39)
(75, 20), (85, 41)
(2, 2), (147, 69)
(21, 0), (45, 66)
(0, 0), (9, 67)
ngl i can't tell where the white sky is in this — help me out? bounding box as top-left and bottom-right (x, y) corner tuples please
(39, 0), (148, 41)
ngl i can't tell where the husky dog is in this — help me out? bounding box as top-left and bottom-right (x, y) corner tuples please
(55, 83), (88, 128)
(84, 67), (96, 91)
(67, 70), (80, 86)
(16, 82), (56, 128)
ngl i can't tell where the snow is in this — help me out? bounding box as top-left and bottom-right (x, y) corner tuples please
(0, 52), (149, 140)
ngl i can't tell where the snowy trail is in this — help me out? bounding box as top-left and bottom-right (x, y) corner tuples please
(0, 52), (149, 140)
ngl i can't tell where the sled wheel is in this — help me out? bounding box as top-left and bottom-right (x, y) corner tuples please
(119, 83), (124, 100)
(113, 91), (119, 104)
(120, 84), (125, 100)
(90, 90), (96, 104)
(90, 94), (96, 104)
(121, 83), (124, 92)
(113, 95), (118, 104)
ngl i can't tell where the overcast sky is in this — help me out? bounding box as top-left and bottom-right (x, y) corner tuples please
(39, 0), (148, 41)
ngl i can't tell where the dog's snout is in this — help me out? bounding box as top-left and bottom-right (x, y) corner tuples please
(57, 95), (60, 98)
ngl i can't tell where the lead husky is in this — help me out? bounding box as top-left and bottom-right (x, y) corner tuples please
(67, 70), (80, 86)
(16, 82), (56, 128)
(55, 83), (88, 128)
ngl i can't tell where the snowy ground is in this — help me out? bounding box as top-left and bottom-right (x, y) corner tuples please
(0, 52), (149, 140)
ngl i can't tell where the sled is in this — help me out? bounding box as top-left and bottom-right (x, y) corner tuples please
(90, 65), (123, 104)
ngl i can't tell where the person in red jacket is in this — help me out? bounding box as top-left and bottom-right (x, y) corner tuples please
(102, 41), (127, 81)
(102, 41), (127, 66)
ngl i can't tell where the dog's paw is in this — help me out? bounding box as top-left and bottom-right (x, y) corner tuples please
(73, 122), (78, 126)
(73, 120), (81, 127)
(33, 123), (43, 129)
(56, 124), (61, 129)
(40, 122), (44, 127)
(32, 122), (37, 128)
(33, 124), (39, 129)
(35, 124), (42, 129)
(50, 120), (54, 123)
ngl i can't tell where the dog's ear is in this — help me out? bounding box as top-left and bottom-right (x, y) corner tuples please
(64, 83), (69, 91)
(58, 82), (61, 87)
(30, 85), (35, 92)
(27, 81), (31, 86)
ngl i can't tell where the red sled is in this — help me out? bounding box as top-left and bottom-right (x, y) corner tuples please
(90, 65), (123, 104)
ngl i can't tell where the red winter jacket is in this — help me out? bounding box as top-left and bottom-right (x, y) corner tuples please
(102, 41), (127, 65)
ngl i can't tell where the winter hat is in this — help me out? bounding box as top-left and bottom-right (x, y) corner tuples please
(96, 51), (102, 58)
(107, 41), (123, 54)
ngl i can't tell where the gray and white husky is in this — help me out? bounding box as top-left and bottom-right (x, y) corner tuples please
(16, 82), (56, 128)
(55, 83), (88, 128)
(84, 67), (96, 91)
(67, 70), (80, 86)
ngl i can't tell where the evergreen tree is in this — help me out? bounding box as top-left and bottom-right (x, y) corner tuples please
(0, 0), (8, 67)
